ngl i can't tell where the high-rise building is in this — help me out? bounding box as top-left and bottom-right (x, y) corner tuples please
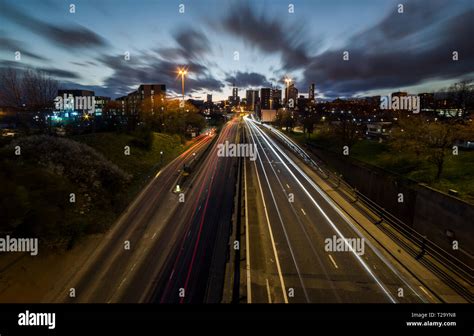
(116, 95), (127, 114)
(271, 88), (282, 109)
(230, 87), (240, 106)
(287, 84), (298, 105)
(232, 87), (238, 100)
(136, 84), (166, 101)
(260, 88), (272, 110)
(309, 83), (315, 101)
(246, 90), (259, 111)
(125, 84), (166, 115)
(207, 94), (212, 103)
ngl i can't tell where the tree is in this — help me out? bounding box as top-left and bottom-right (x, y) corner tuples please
(139, 97), (202, 135)
(447, 80), (474, 115)
(391, 116), (474, 180)
(331, 118), (361, 149)
(301, 113), (320, 139)
(0, 67), (58, 111)
(185, 111), (206, 132)
(22, 69), (58, 111)
(275, 108), (294, 131)
(0, 67), (23, 108)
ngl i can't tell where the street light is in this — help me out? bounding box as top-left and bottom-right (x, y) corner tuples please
(284, 76), (292, 107)
(177, 67), (188, 106)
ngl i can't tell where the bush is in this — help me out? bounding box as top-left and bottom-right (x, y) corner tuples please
(130, 126), (153, 150)
(1, 135), (131, 248)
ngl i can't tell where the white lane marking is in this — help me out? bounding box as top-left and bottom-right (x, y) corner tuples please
(419, 286), (434, 301)
(250, 125), (343, 303)
(250, 131), (289, 304)
(265, 278), (272, 303)
(301, 208), (306, 216)
(263, 123), (427, 303)
(328, 254), (339, 269)
(248, 123), (310, 302)
(152, 232), (157, 239)
(247, 119), (396, 303)
(131, 263), (137, 271)
(286, 184), (290, 189)
(244, 158), (252, 304)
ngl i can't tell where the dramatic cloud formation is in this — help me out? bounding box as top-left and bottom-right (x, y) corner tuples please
(0, 0), (472, 99)
(37, 67), (81, 79)
(98, 52), (224, 97)
(220, 2), (310, 70)
(1, 1), (108, 49)
(301, 1), (474, 98)
(225, 71), (270, 88)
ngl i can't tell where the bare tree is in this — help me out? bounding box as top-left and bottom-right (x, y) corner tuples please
(22, 69), (58, 111)
(0, 67), (58, 111)
(446, 80), (474, 117)
(0, 67), (23, 108)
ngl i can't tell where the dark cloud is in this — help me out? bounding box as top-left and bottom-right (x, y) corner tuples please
(1, 2), (108, 49)
(94, 24), (224, 97)
(38, 68), (81, 79)
(42, 25), (107, 49)
(0, 61), (80, 82)
(175, 29), (211, 60)
(97, 52), (224, 97)
(220, 2), (310, 70)
(374, 0), (449, 41)
(225, 71), (270, 88)
(156, 28), (211, 62)
(302, 3), (474, 98)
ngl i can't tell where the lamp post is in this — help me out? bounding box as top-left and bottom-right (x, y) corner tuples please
(284, 76), (292, 108)
(178, 67), (187, 106)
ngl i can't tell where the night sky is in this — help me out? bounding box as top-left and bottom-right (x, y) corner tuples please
(1, 0), (473, 100)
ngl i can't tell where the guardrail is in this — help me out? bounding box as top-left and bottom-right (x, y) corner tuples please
(260, 123), (473, 302)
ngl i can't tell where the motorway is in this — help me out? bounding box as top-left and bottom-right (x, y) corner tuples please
(242, 117), (432, 303)
(48, 119), (238, 303)
(146, 118), (239, 303)
(48, 115), (439, 304)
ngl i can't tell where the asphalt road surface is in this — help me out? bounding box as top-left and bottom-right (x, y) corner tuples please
(49, 131), (221, 303)
(149, 118), (239, 303)
(242, 117), (430, 303)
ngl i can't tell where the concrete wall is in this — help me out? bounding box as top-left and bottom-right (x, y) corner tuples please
(307, 144), (473, 265)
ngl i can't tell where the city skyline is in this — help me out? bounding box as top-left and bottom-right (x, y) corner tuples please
(1, 0), (472, 101)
